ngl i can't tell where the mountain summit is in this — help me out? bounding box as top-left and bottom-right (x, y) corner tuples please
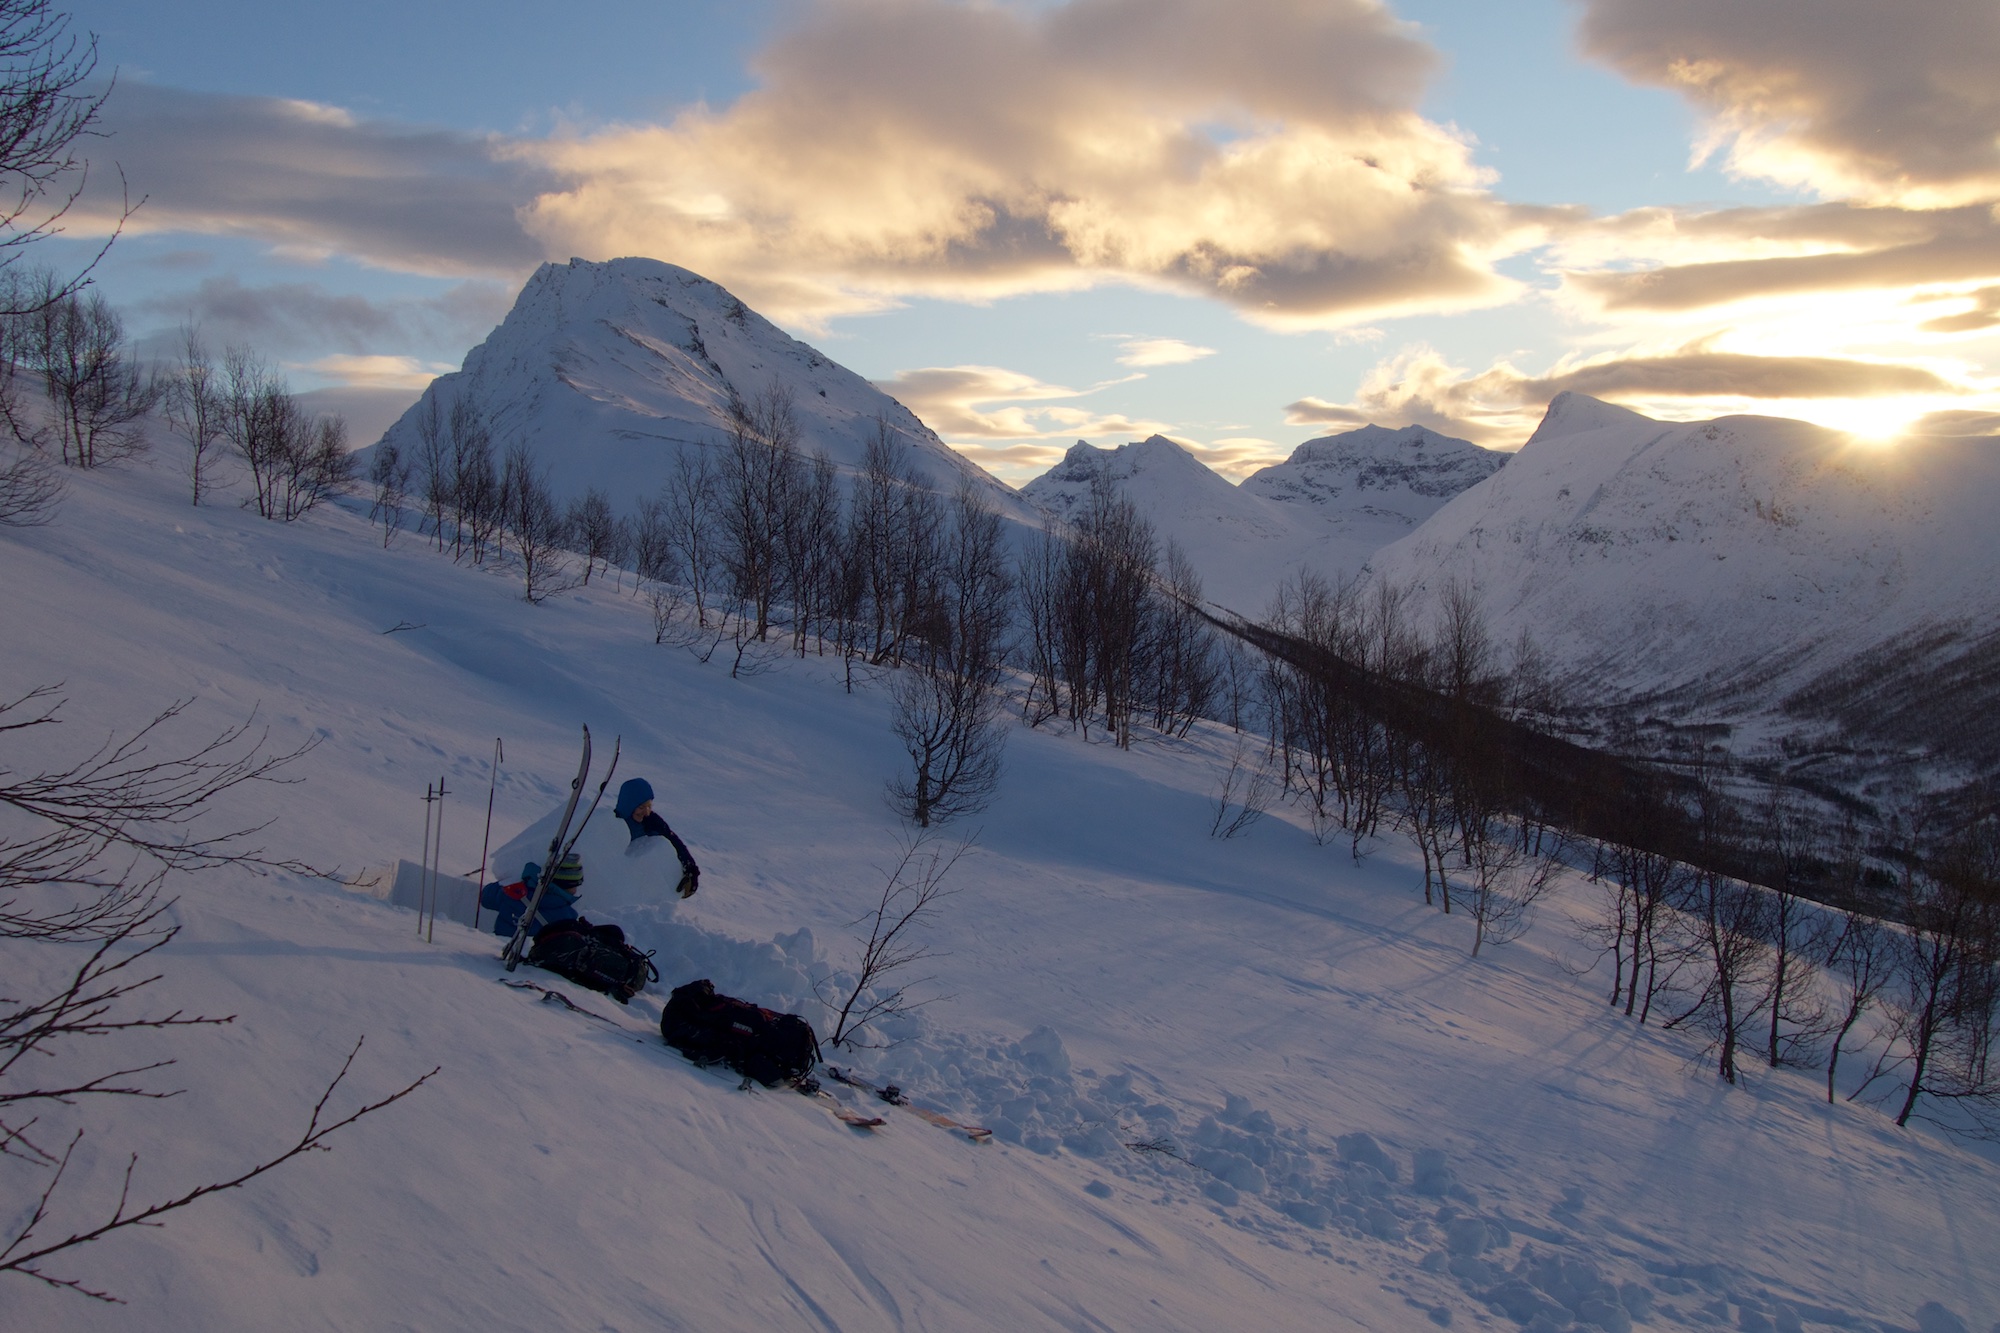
(375, 257), (1023, 514)
(1241, 424), (1508, 520)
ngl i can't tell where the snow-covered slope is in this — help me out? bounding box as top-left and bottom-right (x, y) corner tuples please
(1365, 393), (2000, 788)
(1019, 427), (1503, 615)
(375, 256), (1029, 518)
(4, 459), (1996, 1331)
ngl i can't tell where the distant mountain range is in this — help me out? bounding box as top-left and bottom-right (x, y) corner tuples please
(1019, 427), (1506, 613)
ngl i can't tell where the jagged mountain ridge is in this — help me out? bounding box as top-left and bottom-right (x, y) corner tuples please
(1364, 392), (2000, 797)
(375, 256), (1030, 518)
(1019, 427), (1506, 614)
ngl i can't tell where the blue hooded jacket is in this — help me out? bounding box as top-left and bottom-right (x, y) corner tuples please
(614, 778), (655, 838)
(614, 776), (699, 877)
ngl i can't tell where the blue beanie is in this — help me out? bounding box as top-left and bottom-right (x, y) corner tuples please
(614, 777), (655, 820)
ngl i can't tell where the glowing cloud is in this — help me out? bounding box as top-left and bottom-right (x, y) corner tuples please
(875, 363), (1171, 445)
(1289, 342), (1985, 446)
(1578, 0), (2000, 208)
(1110, 337), (1217, 368)
(294, 354), (454, 391)
(512, 0), (1534, 328)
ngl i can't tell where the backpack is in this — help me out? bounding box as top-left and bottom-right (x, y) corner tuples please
(528, 920), (658, 1004)
(660, 978), (821, 1087)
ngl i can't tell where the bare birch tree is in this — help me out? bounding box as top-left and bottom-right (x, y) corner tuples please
(162, 324), (223, 505)
(815, 834), (969, 1050)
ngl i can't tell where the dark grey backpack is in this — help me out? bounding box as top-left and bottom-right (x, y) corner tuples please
(529, 920), (658, 1004)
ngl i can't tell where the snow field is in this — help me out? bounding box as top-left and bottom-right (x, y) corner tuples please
(2, 456), (1996, 1331)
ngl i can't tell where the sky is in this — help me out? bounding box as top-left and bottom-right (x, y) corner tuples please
(43, 0), (2000, 484)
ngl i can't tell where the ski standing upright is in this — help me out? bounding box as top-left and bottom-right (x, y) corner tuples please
(502, 727), (592, 971)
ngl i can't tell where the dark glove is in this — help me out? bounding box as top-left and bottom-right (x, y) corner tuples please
(676, 865), (700, 899)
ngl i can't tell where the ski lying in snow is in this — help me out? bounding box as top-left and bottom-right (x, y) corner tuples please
(808, 1091), (887, 1132)
(498, 978), (647, 1041)
(826, 1066), (992, 1141)
(502, 725), (592, 972)
(695, 1062), (885, 1132)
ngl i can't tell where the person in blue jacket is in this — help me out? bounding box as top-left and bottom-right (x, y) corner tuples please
(480, 854), (584, 938)
(614, 778), (700, 897)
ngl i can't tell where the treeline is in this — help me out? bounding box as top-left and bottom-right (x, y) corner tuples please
(1229, 583), (2000, 1134)
(369, 386), (1232, 828)
(0, 275), (353, 524)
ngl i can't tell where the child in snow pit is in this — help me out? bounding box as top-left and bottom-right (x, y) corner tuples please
(613, 778), (700, 898)
(480, 853), (584, 938)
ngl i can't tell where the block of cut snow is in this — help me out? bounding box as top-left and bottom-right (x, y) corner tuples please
(382, 857), (479, 930)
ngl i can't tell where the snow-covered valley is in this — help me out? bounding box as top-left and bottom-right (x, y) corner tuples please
(3, 444), (1996, 1331)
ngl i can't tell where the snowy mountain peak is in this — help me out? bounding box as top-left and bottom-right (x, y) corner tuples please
(1241, 422), (1507, 510)
(375, 256), (1026, 515)
(1528, 391), (1656, 444)
(1020, 435), (1235, 526)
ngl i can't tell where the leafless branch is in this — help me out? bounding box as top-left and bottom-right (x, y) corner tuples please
(1209, 737), (1273, 839)
(0, 1037), (438, 1302)
(0, 687), (327, 937)
(816, 832), (970, 1049)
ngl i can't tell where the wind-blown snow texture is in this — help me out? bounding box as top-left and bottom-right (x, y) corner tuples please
(374, 256), (1030, 519)
(1020, 427), (1504, 615)
(1364, 393), (2000, 792)
(4, 460), (1996, 1332)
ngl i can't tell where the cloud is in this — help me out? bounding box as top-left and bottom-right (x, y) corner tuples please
(1921, 286), (2000, 335)
(82, 83), (558, 278)
(1558, 203), (2000, 315)
(1190, 436), (1287, 480)
(875, 364), (1170, 441)
(1906, 409), (2000, 438)
(1525, 351), (1961, 401)
(1288, 343), (1981, 445)
(942, 439), (1074, 485)
(74, 5), (1545, 332)
(1576, 0), (2000, 207)
(129, 274), (511, 360)
(512, 0), (1537, 327)
(293, 354), (455, 392)
(1109, 336), (1216, 367)
(295, 385), (425, 450)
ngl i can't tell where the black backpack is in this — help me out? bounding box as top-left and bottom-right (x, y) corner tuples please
(660, 978), (821, 1087)
(529, 920), (659, 1004)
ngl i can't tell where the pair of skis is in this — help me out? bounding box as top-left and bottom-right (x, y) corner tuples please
(501, 724), (620, 972)
(827, 1067), (993, 1141)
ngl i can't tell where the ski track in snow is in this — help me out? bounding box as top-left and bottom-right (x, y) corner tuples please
(0, 458), (1995, 1332)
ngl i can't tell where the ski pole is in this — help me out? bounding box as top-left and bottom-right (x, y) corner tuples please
(473, 738), (502, 933)
(419, 782), (435, 938)
(428, 775), (448, 943)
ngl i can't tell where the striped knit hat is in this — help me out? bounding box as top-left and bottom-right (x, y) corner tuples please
(551, 853), (584, 890)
